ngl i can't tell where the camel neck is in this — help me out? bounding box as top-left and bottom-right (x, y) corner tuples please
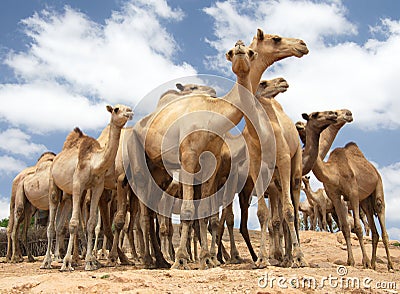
(96, 123), (121, 172)
(303, 182), (317, 203)
(319, 123), (345, 159)
(302, 126), (321, 175)
(312, 156), (334, 184)
(220, 72), (254, 127)
(249, 56), (273, 95)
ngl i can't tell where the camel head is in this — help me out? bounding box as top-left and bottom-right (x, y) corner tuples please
(106, 104), (133, 128)
(295, 121), (307, 144)
(255, 77), (289, 99)
(250, 28), (309, 66)
(302, 110), (338, 132)
(176, 83), (217, 98)
(226, 40), (258, 77)
(335, 109), (353, 124)
(302, 175), (311, 186)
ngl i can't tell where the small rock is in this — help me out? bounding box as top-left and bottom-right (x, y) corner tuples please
(333, 259), (346, 266)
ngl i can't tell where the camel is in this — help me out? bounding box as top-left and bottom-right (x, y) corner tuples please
(240, 71), (337, 268)
(7, 152), (70, 263)
(311, 143), (393, 271)
(41, 104), (133, 271)
(6, 166), (35, 263)
(302, 175), (333, 231)
(299, 198), (315, 230)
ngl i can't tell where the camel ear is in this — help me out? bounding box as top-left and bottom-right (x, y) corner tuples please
(226, 49), (234, 61)
(248, 49), (258, 61)
(176, 83), (184, 91)
(257, 28), (264, 40)
(302, 113), (309, 121)
(106, 105), (113, 113)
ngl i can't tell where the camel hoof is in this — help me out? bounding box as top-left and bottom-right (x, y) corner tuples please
(27, 257), (36, 263)
(156, 259), (171, 269)
(40, 259), (52, 269)
(254, 257), (270, 269)
(60, 262), (74, 272)
(200, 257), (217, 270)
(347, 259), (355, 267)
(106, 255), (118, 267)
(227, 255), (243, 265)
(362, 258), (371, 269)
(85, 259), (101, 271)
(171, 258), (189, 270)
(210, 256), (220, 266)
(10, 256), (22, 263)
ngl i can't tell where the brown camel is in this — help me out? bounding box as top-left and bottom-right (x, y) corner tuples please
(312, 143), (393, 271)
(299, 198), (315, 230)
(41, 104), (132, 271)
(241, 73), (337, 267)
(302, 175), (333, 231)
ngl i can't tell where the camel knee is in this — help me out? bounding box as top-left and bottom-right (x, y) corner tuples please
(69, 219), (79, 234)
(284, 208), (294, 223)
(257, 211), (267, 224)
(226, 213), (234, 228)
(114, 213), (126, 231)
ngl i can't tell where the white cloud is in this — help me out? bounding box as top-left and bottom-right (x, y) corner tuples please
(387, 227), (400, 242)
(0, 0), (196, 133)
(379, 162), (400, 225)
(0, 156), (26, 175)
(0, 196), (9, 220)
(204, 0), (400, 130)
(0, 128), (46, 157)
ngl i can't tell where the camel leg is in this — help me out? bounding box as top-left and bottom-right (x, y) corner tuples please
(279, 156), (306, 268)
(359, 208), (370, 237)
(268, 186), (283, 262)
(41, 179), (62, 269)
(327, 213), (334, 232)
(148, 211), (170, 269)
(373, 182), (394, 272)
(330, 193), (355, 266)
(139, 202), (154, 268)
(158, 213), (173, 263)
(225, 202), (242, 264)
(238, 181), (257, 262)
(171, 150), (197, 270)
(360, 199), (378, 270)
(6, 186), (17, 262)
(216, 207), (227, 263)
(349, 196), (370, 268)
(93, 208), (101, 259)
(84, 182), (105, 271)
(60, 175), (85, 272)
(54, 196), (71, 262)
(107, 173), (129, 266)
(21, 203), (36, 262)
(255, 191), (270, 268)
(125, 190), (139, 261)
(10, 180), (25, 263)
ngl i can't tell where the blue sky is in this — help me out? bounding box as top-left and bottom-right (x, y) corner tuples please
(0, 0), (399, 239)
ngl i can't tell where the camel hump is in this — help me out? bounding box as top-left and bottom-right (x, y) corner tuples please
(74, 127), (84, 137)
(78, 136), (100, 165)
(344, 141), (366, 158)
(63, 127), (87, 150)
(36, 151), (56, 162)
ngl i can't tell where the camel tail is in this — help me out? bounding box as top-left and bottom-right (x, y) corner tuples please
(373, 176), (385, 216)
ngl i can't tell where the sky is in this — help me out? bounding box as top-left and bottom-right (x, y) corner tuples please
(0, 0), (399, 240)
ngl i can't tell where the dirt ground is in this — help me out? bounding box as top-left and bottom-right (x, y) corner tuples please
(1, 229), (399, 294)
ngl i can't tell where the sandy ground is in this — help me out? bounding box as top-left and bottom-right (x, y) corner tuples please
(1, 229), (399, 294)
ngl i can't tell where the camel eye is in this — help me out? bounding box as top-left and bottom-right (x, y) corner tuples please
(227, 50), (233, 58)
(272, 36), (281, 43)
(191, 86), (198, 90)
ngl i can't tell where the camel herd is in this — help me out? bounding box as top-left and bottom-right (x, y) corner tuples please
(5, 28), (393, 273)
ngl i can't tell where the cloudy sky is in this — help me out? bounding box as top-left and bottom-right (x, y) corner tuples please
(0, 0), (399, 239)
